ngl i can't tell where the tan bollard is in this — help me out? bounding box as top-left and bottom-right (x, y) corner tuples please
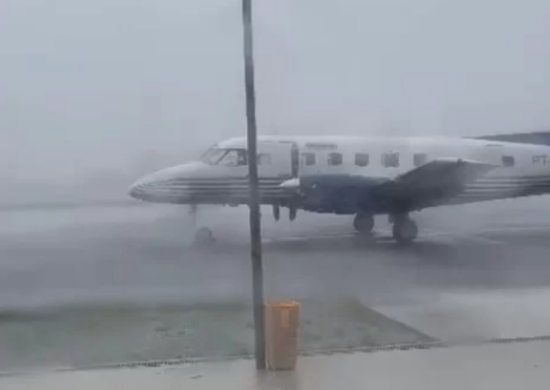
(264, 300), (300, 370)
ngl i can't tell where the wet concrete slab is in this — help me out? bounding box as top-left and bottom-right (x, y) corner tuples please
(1, 199), (550, 372)
(0, 298), (432, 372)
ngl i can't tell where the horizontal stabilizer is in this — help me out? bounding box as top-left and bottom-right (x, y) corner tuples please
(396, 158), (496, 190)
(374, 158), (496, 210)
(469, 131), (550, 146)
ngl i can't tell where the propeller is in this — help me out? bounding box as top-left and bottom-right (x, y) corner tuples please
(273, 204), (281, 221)
(289, 205), (297, 221)
(287, 143), (301, 221)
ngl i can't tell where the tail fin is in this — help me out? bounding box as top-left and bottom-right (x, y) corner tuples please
(469, 131), (550, 146)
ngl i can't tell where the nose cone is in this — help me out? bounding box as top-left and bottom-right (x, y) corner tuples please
(128, 174), (166, 201)
(128, 163), (201, 203)
(128, 179), (148, 200)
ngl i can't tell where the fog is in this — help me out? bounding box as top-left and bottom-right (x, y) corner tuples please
(1, 0), (550, 202)
(3, 1), (550, 372)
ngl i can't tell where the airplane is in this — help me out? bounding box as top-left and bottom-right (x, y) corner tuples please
(128, 132), (550, 244)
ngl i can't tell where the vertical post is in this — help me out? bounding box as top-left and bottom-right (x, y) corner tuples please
(241, 0), (266, 370)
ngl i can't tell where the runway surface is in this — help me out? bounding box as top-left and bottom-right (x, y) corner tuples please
(2, 197), (550, 371)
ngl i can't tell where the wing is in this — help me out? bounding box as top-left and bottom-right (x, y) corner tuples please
(281, 158), (496, 214)
(372, 158), (497, 211)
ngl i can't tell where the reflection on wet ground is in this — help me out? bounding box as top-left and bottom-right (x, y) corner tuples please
(0, 299), (432, 371)
(1, 199), (550, 371)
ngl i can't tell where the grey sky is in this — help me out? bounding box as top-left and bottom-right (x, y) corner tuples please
(1, 0), (550, 181)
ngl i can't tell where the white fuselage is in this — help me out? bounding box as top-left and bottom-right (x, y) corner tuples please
(128, 135), (550, 212)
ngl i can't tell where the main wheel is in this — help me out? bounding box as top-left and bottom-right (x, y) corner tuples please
(353, 213), (374, 234)
(392, 216), (418, 245)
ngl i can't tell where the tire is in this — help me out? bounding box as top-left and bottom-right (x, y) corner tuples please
(353, 213), (374, 233)
(193, 227), (216, 246)
(392, 217), (418, 245)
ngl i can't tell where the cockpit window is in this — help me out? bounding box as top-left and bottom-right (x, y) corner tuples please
(219, 149), (248, 166)
(201, 148), (226, 165)
(201, 148), (247, 166)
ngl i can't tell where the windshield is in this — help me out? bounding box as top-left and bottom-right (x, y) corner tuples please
(201, 148), (247, 166)
(201, 148), (227, 165)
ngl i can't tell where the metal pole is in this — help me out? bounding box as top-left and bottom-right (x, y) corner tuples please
(241, 0), (266, 370)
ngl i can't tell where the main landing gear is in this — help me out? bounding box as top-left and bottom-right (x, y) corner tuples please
(353, 212), (418, 244)
(391, 214), (418, 245)
(353, 212), (375, 234)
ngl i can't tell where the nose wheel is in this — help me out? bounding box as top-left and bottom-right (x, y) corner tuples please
(392, 215), (418, 245)
(188, 204), (217, 247)
(193, 227), (216, 246)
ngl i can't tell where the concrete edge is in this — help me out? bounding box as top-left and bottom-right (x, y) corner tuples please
(3, 334), (550, 379)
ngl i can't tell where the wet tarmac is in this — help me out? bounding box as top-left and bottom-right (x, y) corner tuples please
(2, 197), (550, 371)
(4, 340), (550, 390)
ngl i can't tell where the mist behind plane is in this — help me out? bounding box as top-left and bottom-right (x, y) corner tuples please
(2, 0), (550, 201)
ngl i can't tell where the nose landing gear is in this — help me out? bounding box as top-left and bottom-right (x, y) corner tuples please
(193, 227), (216, 246)
(189, 204), (216, 247)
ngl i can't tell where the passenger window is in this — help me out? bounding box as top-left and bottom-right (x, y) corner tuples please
(355, 153), (369, 167)
(413, 153), (428, 167)
(502, 155), (515, 167)
(382, 152), (399, 168)
(257, 153), (271, 165)
(328, 152), (343, 166)
(301, 152), (316, 166)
